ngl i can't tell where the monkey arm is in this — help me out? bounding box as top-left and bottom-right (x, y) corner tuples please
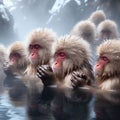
(37, 65), (56, 86)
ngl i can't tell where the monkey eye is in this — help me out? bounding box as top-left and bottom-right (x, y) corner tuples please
(100, 56), (109, 62)
(85, 33), (91, 37)
(55, 52), (66, 58)
(29, 44), (41, 50)
(102, 30), (111, 34)
(34, 44), (41, 49)
(29, 44), (34, 49)
(10, 53), (20, 59)
(58, 52), (66, 58)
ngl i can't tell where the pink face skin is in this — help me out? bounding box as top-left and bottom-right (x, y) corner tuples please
(52, 51), (67, 72)
(94, 56), (109, 75)
(29, 44), (41, 63)
(10, 53), (21, 64)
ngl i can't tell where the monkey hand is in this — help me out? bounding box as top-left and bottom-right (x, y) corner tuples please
(71, 71), (88, 88)
(37, 65), (55, 86)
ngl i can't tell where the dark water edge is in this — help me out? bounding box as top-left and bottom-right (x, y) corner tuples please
(0, 81), (120, 120)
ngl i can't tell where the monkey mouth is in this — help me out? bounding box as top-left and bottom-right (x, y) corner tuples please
(9, 61), (17, 66)
(29, 59), (38, 65)
(28, 57), (38, 64)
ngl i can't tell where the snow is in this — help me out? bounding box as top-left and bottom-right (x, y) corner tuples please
(47, 0), (81, 23)
(0, 4), (10, 21)
(49, 0), (81, 15)
(3, 0), (14, 7)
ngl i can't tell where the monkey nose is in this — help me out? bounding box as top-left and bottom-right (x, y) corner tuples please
(31, 53), (35, 56)
(55, 62), (58, 65)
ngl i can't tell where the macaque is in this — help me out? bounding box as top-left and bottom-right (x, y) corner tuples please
(70, 20), (97, 65)
(0, 44), (7, 92)
(25, 28), (56, 86)
(49, 35), (94, 88)
(97, 20), (119, 40)
(7, 41), (28, 76)
(71, 20), (96, 44)
(88, 10), (106, 26)
(94, 40), (120, 90)
(0, 44), (7, 69)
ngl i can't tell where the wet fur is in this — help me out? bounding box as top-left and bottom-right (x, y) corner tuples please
(97, 20), (118, 40)
(51, 35), (94, 87)
(96, 40), (120, 90)
(88, 10), (106, 25)
(71, 20), (96, 43)
(25, 28), (56, 75)
(7, 41), (28, 75)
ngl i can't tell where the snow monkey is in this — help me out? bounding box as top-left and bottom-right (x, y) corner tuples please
(49, 35), (94, 88)
(71, 20), (96, 44)
(88, 10), (106, 26)
(94, 40), (120, 90)
(0, 44), (7, 81)
(6, 41), (28, 76)
(25, 28), (57, 86)
(97, 20), (119, 40)
(0, 44), (7, 69)
(71, 20), (97, 65)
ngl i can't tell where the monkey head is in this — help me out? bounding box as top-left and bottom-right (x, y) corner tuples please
(8, 41), (27, 68)
(97, 20), (118, 40)
(94, 40), (120, 79)
(26, 28), (56, 66)
(71, 20), (96, 42)
(88, 10), (106, 25)
(50, 35), (91, 78)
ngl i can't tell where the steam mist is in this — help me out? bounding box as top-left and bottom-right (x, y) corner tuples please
(1, 0), (120, 45)
(0, 1), (120, 120)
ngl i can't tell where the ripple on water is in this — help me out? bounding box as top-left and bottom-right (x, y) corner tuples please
(0, 92), (27, 120)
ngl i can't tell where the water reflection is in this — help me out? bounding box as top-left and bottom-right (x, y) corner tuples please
(94, 91), (120, 120)
(0, 91), (26, 120)
(0, 77), (120, 120)
(51, 88), (94, 120)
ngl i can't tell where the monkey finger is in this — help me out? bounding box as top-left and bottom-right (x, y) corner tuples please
(37, 72), (42, 78)
(72, 73), (84, 81)
(37, 69), (42, 76)
(71, 82), (76, 88)
(81, 74), (87, 80)
(72, 72), (80, 78)
(37, 67), (46, 75)
(73, 71), (84, 78)
(71, 79), (77, 86)
(39, 66), (47, 73)
(42, 65), (49, 70)
(71, 79), (81, 88)
(38, 65), (50, 74)
(37, 65), (44, 71)
(71, 75), (79, 81)
(37, 69), (45, 76)
(73, 71), (79, 76)
(71, 79), (78, 85)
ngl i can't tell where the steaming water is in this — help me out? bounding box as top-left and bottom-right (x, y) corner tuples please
(0, 85), (120, 120)
(0, 91), (26, 120)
